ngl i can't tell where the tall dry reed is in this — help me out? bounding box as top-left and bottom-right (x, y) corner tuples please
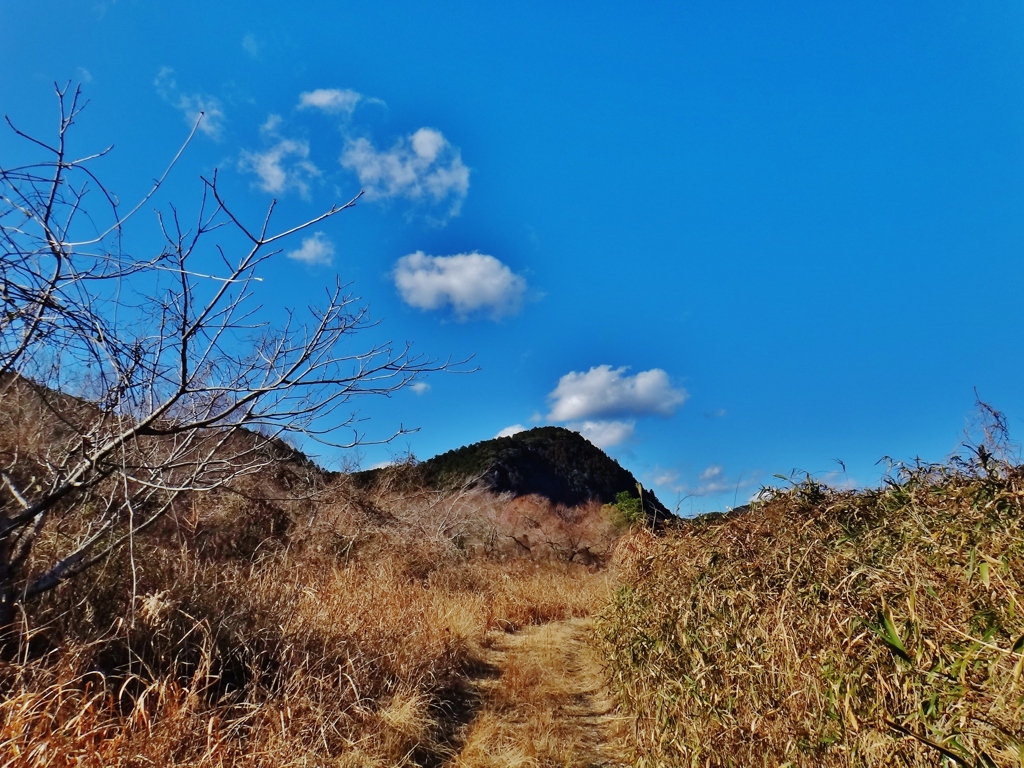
(601, 462), (1024, 767)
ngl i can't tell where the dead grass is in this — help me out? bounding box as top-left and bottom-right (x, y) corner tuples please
(455, 615), (628, 768)
(0, 470), (614, 767)
(600, 460), (1024, 767)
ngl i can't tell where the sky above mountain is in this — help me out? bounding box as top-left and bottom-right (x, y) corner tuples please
(3, 1), (1023, 513)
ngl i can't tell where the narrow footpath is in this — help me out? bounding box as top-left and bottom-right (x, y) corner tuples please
(452, 617), (629, 768)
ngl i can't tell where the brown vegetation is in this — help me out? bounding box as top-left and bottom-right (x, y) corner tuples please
(0, 466), (612, 767)
(455, 616), (627, 768)
(0, 85), (449, 629)
(601, 457), (1024, 767)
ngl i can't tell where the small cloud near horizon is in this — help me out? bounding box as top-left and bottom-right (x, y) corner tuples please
(242, 33), (261, 57)
(696, 465), (730, 496)
(495, 424), (526, 438)
(650, 464), (759, 501)
(652, 469), (681, 488)
(298, 88), (365, 115)
(818, 469), (859, 491)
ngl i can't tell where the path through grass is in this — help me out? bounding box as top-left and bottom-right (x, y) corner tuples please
(453, 617), (628, 768)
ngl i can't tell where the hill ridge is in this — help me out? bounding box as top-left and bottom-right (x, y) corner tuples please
(412, 426), (671, 522)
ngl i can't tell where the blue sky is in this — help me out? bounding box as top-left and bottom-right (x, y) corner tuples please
(3, 1), (1023, 512)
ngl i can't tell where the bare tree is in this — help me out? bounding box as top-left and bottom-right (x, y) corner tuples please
(0, 84), (448, 629)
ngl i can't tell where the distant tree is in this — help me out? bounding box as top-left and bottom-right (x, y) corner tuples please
(0, 84), (448, 630)
(612, 490), (644, 526)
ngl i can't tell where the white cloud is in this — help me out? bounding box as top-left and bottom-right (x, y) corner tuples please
(700, 465), (724, 482)
(495, 424), (526, 438)
(696, 465), (730, 496)
(298, 88), (364, 114)
(651, 464), (745, 498)
(393, 251), (527, 319)
(239, 137), (320, 196)
(819, 470), (858, 491)
(260, 113), (283, 134)
(547, 365), (687, 422)
(340, 128), (470, 217)
(649, 468), (692, 495)
(154, 67), (225, 139)
(410, 382), (431, 395)
(242, 33), (261, 57)
(653, 469), (681, 488)
(569, 420), (635, 449)
(286, 232), (334, 266)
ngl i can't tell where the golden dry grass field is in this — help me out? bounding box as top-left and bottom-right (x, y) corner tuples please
(0, 468), (623, 767)
(2, 412), (1023, 767)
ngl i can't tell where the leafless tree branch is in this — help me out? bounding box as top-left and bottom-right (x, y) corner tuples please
(0, 85), (461, 629)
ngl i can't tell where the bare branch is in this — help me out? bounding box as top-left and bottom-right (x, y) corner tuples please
(0, 86), (464, 628)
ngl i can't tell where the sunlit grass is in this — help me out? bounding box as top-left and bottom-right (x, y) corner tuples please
(600, 456), (1024, 767)
(0, 475), (607, 767)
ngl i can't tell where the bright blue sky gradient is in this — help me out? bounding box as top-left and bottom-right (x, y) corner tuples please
(3, 1), (1023, 512)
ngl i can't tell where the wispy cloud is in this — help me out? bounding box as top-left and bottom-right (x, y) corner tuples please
(695, 465), (730, 496)
(154, 67), (225, 139)
(547, 365), (687, 422)
(410, 382), (431, 395)
(495, 424), (527, 438)
(341, 128), (469, 217)
(651, 464), (759, 503)
(238, 114), (320, 196)
(652, 469), (681, 488)
(818, 470), (859, 491)
(242, 33), (261, 58)
(298, 88), (366, 115)
(393, 251), (527, 320)
(239, 139), (319, 195)
(569, 420), (635, 448)
(286, 232), (334, 266)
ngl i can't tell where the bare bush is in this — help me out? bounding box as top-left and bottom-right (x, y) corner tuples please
(0, 84), (449, 629)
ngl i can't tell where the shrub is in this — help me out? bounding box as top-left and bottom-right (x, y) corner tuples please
(608, 491), (645, 528)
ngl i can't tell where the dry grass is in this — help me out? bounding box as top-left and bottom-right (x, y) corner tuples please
(600, 460), (1024, 767)
(0, 471), (612, 767)
(455, 615), (628, 768)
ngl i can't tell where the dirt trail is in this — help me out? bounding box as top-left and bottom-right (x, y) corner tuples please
(452, 617), (629, 768)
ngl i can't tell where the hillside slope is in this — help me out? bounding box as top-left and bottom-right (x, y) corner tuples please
(369, 426), (670, 520)
(353, 426), (672, 565)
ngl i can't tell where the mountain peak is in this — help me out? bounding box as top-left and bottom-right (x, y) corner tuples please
(417, 426), (672, 522)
